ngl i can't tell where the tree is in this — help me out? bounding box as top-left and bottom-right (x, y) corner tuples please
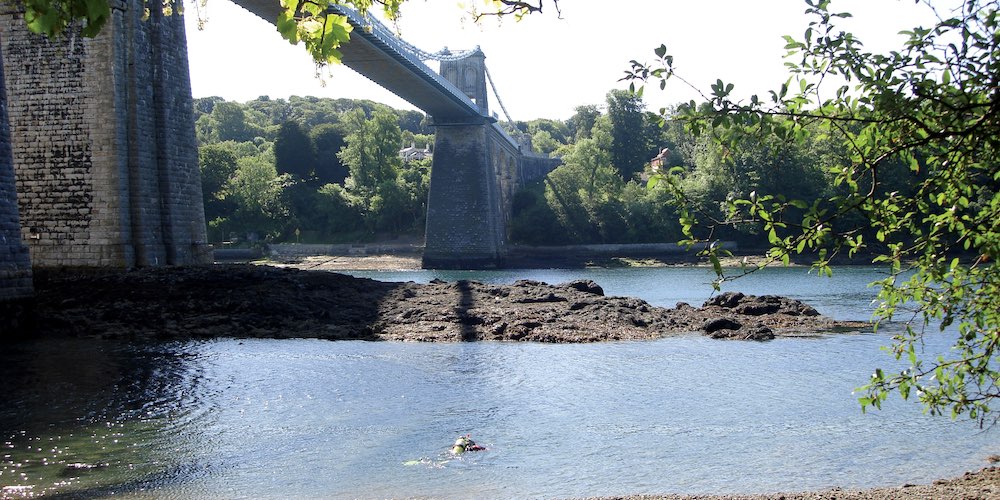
(605, 89), (655, 179)
(526, 118), (570, 145)
(397, 109), (430, 135)
(530, 130), (560, 155)
(212, 101), (257, 143)
(223, 151), (291, 240)
(627, 0), (1000, 425)
(193, 96), (226, 118)
(274, 121), (316, 179)
(198, 144), (240, 223)
(311, 123), (349, 185)
(568, 104), (600, 142)
(338, 108), (403, 209)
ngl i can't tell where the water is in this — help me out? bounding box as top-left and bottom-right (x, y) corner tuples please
(0, 266), (995, 499)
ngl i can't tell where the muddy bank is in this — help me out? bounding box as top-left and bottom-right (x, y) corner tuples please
(21, 264), (867, 342)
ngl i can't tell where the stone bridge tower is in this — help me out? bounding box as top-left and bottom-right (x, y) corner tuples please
(0, 0), (210, 270)
(425, 46), (560, 269)
(424, 47), (505, 268)
(439, 48), (488, 115)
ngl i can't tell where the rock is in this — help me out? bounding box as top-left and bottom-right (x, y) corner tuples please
(27, 264), (868, 344)
(563, 279), (605, 296)
(705, 292), (821, 317)
(735, 300), (781, 316)
(744, 326), (775, 341)
(511, 292), (568, 304)
(703, 317), (742, 333)
(703, 292), (745, 308)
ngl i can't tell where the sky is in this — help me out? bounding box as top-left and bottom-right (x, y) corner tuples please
(184, 0), (947, 122)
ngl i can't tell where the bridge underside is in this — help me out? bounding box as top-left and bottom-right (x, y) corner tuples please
(235, 0), (478, 121)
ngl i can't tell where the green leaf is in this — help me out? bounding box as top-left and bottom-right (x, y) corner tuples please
(710, 253), (723, 277)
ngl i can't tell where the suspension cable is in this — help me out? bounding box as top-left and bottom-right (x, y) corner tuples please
(485, 65), (514, 123)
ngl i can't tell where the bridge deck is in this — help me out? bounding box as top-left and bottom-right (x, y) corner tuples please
(232, 0), (483, 121)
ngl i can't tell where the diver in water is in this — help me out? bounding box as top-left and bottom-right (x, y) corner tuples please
(451, 434), (486, 454)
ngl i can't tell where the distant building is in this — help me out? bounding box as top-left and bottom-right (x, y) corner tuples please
(399, 143), (432, 162)
(649, 147), (671, 172)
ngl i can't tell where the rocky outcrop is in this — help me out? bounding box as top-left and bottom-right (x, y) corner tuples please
(697, 292), (833, 341)
(22, 265), (869, 343)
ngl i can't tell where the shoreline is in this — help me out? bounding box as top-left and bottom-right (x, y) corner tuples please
(260, 252), (849, 272)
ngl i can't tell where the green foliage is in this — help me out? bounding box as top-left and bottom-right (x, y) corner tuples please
(531, 130), (560, 155)
(605, 89), (656, 179)
(312, 183), (365, 238)
(223, 151), (291, 241)
(397, 109), (431, 135)
(526, 118), (570, 145)
(198, 144), (239, 222)
(310, 123), (349, 185)
(509, 183), (569, 245)
(193, 96), (226, 118)
(338, 108), (403, 204)
(568, 105), (600, 142)
(195, 97), (430, 242)
(627, 0), (1000, 425)
(510, 126), (681, 246)
(274, 121), (316, 179)
(23, 0), (111, 38)
(211, 101), (262, 143)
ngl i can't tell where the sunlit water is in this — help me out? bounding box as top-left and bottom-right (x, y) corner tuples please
(1, 266), (996, 499)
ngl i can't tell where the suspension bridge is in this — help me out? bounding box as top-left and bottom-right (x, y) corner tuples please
(0, 0), (560, 324)
(235, 1), (559, 268)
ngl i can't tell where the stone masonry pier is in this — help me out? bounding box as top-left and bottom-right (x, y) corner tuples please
(0, 44), (33, 333)
(0, 0), (209, 270)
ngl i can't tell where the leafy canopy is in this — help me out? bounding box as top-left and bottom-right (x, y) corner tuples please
(626, 0), (1000, 425)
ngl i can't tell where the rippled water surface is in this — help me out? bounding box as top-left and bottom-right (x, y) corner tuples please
(1, 267), (996, 498)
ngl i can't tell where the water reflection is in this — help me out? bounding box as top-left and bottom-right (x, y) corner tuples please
(0, 340), (203, 498)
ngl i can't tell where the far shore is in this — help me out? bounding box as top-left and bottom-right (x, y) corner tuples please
(256, 250), (847, 272)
